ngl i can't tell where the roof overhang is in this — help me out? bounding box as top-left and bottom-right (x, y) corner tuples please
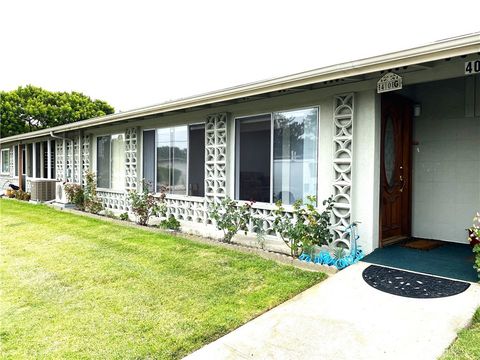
(1, 32), (479, 145)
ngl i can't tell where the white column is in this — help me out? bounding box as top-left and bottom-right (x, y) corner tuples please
(47, 140), (52, 179)
(32, 142), (37, 178)
(40, 142), (44, 178)
(351, 90), (381, 253)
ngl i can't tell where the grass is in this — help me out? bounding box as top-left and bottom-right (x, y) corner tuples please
(441, 307), (480, 360)
(0, 199), (325, 359)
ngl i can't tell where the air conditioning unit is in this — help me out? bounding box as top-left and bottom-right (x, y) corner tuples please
(30, 179), (57, 202)
(55, 181), (69, 204)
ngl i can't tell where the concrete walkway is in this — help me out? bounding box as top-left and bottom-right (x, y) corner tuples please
(185, 262), (480, 360)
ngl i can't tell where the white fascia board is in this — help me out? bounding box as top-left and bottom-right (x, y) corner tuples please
(1, 33), (479, 145)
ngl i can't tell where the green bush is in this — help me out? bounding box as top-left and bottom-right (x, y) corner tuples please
(272, 195), (334, 257)
(64, 183), (85, 210)
(128, 181), (166, 226)
(83, 171), (103, 214)
(119, 212), (129, 221)
(159, 215), (181, 231)
(13, 190), (31, 201)
(209, 197), (252, 243)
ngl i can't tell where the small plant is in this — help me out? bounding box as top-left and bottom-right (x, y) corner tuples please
(333, 246), (346, 260)
(469, 213), (480, 280)
(272, 195), (334, 257)
(209, 197), (252, 243)
(468, 212), (480, 246)
(128, 181), (166, 226)
(119, 212), (129, 221)
(159, 215), (181, 231)
(252, 217), (267, 250)
(13, 190), (31, 201)
(104, 210), (117, 219)
(84, 171), (103, 214)
(64, 183), (85, 210)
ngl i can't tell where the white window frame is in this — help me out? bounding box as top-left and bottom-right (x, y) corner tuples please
(1, 148), (10, 174)
(234, 106), (320, 204)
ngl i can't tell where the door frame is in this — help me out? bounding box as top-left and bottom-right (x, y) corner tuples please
(379, 93), (413, 247)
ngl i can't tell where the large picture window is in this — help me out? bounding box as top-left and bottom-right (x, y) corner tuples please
(236, 107), (318, 205)
(96, 134), (125, 189)
(143, 124), (205, 196)
(1, 149), (9, 174)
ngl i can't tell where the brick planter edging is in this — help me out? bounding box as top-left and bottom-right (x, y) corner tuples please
(51, 204), (337, 275)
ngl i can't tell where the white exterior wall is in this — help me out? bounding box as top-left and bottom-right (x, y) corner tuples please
(351, 90), (381, 253)
(411, 77), (480, 243)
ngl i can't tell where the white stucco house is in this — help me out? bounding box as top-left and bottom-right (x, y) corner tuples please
(1, 33), (479, 255)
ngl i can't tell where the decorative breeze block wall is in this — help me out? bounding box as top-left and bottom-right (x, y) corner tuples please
(97, 191), (129, 212)
(73, 137), (80, 183)
(205, 113), (227, 205)
(65, 140), (73, 182)
(55, 140), (64, 180)
(125, 128), (137, 190)
(332, 94), (355, 249)
(82, 135), (90, 185)
(9, 147), (14, 175)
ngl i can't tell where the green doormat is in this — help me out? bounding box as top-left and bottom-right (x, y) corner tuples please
(362, 242), (478, 282)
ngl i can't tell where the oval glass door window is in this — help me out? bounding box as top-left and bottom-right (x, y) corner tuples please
(384, 115), (395, 187)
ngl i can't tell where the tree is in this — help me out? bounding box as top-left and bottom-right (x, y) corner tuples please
(0, 85), (115, 138)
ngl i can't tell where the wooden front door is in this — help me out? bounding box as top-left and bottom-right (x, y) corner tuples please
(380, 93), (413, 246)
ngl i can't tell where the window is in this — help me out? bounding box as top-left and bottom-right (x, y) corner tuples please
(236, 107), (318, 205)
(143, 124), (205, 196)
(1, 149), (9, 174)
(96, 134), (125, 189)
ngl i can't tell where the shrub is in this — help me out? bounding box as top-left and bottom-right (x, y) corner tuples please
(64, 183), (85, 210)
(13, 190), (31, 201)
(209, 197), (252, 243)
(119, 212), (129, 221)
(272, 195), (334, 257)
(104, 210), (117, 219)
(128, 181), (165, 226)
(83, 171), (103, 214)
(159, 215), (181, 231)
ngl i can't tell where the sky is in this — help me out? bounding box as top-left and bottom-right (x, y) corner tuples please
(1, 0), (479, 112)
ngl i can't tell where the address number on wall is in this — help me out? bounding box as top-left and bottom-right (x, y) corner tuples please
(465, 60), (480, 75)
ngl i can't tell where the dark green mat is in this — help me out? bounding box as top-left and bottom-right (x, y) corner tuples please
(362, 242), (478, 282)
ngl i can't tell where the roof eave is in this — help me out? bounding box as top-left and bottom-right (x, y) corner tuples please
(1, 32), (479, 145)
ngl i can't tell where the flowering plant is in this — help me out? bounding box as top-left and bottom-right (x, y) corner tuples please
(468, 212), (480, 246)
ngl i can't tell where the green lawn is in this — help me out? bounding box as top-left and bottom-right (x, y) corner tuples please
(0, 199), (325, 359)
(441, 307), (480, 360)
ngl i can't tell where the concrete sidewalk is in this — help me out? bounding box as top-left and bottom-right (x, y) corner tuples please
(185, 262), (480, 360)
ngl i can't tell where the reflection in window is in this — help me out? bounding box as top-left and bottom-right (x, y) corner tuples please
(157, 126), (188, 195)
(235, 107), (318, 205)
(273, 108), (318, 204)
(97, 134), (125, 189)
(144, 125), (205, 196)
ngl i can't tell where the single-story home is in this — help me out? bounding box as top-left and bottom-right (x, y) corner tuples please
(1, 33), (479, 254)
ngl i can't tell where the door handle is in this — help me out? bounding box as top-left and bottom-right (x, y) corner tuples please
(399, 166), (405, 192)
